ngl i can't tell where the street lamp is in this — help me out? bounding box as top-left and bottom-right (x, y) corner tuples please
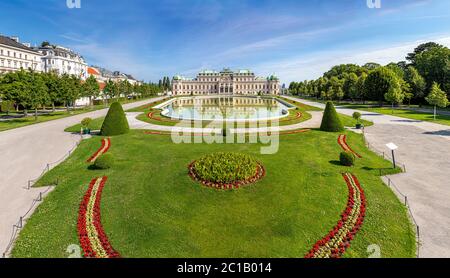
(386, 143), (398, 169)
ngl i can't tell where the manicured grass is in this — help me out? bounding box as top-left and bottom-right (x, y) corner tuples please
(0, 97), (157, 132)
(342, 105), (450, 126)
(12, 129), (415, 258)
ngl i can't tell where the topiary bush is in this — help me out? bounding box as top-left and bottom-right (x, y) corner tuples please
(320, 101), (344, 132)
(340, 151), (355, 167)
(100, 102), (129, 136)
(93, 153), (114, 170)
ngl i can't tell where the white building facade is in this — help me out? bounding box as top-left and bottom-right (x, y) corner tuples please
(36, 45), (88, 80)
(172, 69), (280, 96)
(0, 35), (42, 74)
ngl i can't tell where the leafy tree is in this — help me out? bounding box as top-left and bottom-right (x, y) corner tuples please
(364, 67), (399, 106)
(355, 73), (367, 102)
(363, 62), (381, 71)
(103, 80), (119, 102)
(386, 63), (405, 79)
(346, 72), (359, 100)
(28, 72), (48, 120)
(415, 45), (450, 94)
(425, 82), (449, 120)
(404, 66), (426, 101)
(384, 78), (404, 114)
(82, 75), (100, 107)
(406, 42), (443, 65)
(42, 71), (61, 112)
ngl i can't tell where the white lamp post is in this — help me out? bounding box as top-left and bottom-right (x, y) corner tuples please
(386, 143), (398, 169)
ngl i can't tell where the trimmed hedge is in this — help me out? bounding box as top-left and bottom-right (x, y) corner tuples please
(340, 151), (355, 166)
(93, 153), (114, 170)
(101, 102), (129, 136)
(320, 102), (344, 132)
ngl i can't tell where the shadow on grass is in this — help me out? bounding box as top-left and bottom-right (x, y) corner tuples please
(361, 166), (401, 176)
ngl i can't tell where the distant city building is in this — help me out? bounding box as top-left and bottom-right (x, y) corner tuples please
(34, 45), (88, 79)
(172, 68), (280, 96)
(0, 35), (42, 74)
(90, 65), (141, 85)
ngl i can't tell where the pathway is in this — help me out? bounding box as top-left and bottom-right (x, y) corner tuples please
(0, 97), (166, 256)
(285, 96), (450, 258)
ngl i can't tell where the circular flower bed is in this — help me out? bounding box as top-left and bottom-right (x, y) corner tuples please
(188, 152), (265, 190)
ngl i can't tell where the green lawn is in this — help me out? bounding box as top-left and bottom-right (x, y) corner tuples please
(341, 105), (450, 126)
(12, 129), (415, 258)
(0, 97), (157, 132)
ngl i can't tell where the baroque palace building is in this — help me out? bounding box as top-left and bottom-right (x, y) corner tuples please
(172, 68), (280, 95)
(0, 35), (42, 74)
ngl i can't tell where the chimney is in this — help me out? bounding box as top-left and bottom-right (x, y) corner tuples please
(10, 36), (19, 43)
(22, 43), (31, 48)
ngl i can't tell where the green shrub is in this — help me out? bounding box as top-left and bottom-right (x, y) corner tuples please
(81, 117), (92, 128)
(93, 153), (114, 170)
(192, 152), (258, 183)
(352, 112), (362, 123)
(100, 102), (129, 136)
(320, 101), (344, 132)
(340, 151), (355, 166)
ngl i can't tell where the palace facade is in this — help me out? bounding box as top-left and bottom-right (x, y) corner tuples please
(172, 68), (280, 96)
(0, 35), (42, 74)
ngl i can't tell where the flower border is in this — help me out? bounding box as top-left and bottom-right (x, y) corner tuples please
(338, 135), (362, 158)
(305, 173), (366, 258)
(147, 111), (303, 123)
(77, 177), (120, 258)
(188, 160), (266, 190)
(87, 138), (111, 163)
(144, 129), (311, 136)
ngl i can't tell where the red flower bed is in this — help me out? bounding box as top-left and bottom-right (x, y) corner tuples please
(87, 138), (111, 162)
(305, 173), (366, 258)
(77, 177), (120, 258)
(144, 129), (311, 136)
(188, 161), (266, 190)
(338, 135), (362, 158)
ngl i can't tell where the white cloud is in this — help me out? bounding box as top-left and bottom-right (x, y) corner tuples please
(252, 35), (450, 84)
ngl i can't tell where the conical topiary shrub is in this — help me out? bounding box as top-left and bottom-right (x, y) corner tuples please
(320, 101), (344, 132)
(100, 102), (129, 136)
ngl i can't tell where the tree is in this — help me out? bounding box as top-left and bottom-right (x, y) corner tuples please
(425, 82), (449, 120)
(82, 75), (100, 107)
(320, 101), (344, 132)
(406, 42), (443, 65)
(384, 78), (404, 114)
(404, 66), (426, 101)
(415, 45), (450, 94)
(103, 80), (119, 102)
(355, 73), (367, 102)
(346, 73), (359, 100)
(28, 72), (48, 120)
(363, 62), (381, 71)
(42, 71), (61, 112)
(364, 67), (399, 106)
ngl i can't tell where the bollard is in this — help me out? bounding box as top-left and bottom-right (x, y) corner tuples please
(18, 217), (23, 229)
(405, 196), (408, 206)
(417, 226), (420, 238)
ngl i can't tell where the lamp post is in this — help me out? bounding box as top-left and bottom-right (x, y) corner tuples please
(386, 143), (398, 169)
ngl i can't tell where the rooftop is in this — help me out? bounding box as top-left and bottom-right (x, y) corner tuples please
(0, 35), (39, 53)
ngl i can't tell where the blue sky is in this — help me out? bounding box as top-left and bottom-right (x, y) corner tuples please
(1, 0), (450, 84)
